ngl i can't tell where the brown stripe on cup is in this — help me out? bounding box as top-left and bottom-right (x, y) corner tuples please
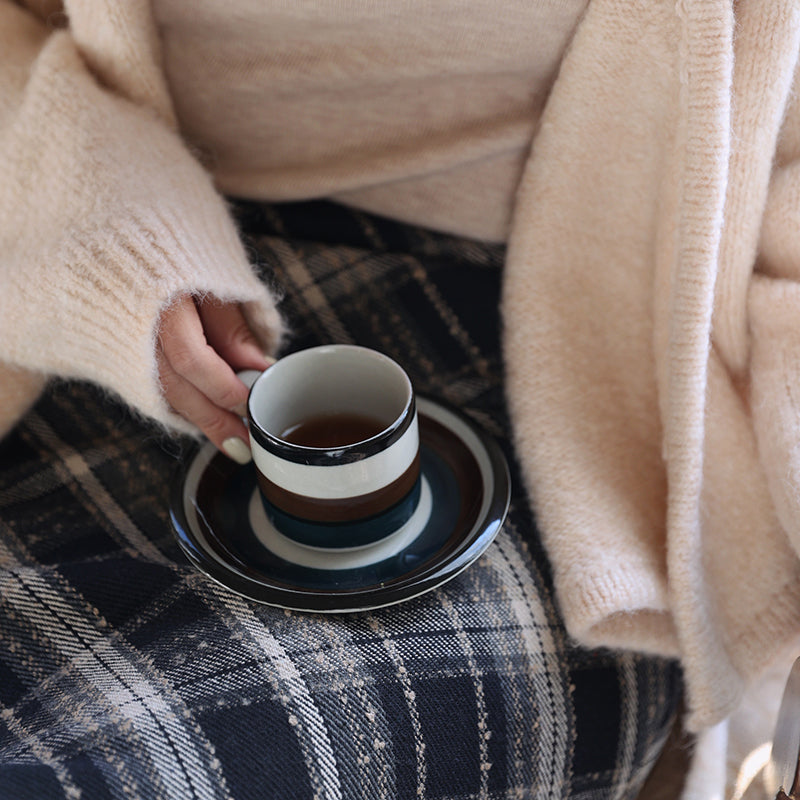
(257, 453), (421, 523)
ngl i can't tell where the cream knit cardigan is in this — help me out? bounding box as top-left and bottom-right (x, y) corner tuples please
(4, 0), (800, 793)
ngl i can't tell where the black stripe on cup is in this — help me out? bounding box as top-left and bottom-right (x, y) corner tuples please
(249, 398), (416, 466)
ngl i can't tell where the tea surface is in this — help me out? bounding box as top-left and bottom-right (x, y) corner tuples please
(280, 413), (386, 448)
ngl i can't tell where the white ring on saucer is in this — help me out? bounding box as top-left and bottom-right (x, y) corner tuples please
(247, 476), (433, 570)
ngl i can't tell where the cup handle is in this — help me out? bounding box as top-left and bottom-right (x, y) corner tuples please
(237, 369), (263, 390)
(238, 356), (277, 391)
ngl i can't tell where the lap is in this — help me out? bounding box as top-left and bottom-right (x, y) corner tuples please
(0, 201), (681, 799)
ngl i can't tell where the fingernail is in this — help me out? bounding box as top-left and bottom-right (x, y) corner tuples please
(263, 354), (277, 367)
(230, 402), (247, 416)
(222, 436), (252, 464)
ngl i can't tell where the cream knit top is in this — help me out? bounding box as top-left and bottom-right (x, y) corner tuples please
(4, 2), (800, 795)
(155, 0), (586, 241)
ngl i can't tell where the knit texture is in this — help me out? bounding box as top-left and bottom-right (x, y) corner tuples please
(501, 0), (800, 740)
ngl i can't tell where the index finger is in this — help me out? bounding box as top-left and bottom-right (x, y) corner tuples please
(159, 296), (250, 413)
(198, 300), (273, 372)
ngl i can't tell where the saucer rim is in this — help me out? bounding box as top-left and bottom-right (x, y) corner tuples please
(170, 395), (511, 613)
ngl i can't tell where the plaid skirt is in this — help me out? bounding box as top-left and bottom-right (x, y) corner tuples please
(0, 201), (681, 799)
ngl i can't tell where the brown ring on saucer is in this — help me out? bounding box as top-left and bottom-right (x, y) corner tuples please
(256, 453), (421, 523)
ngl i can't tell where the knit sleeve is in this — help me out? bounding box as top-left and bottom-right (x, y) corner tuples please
(0, 2), (285, 435)
(747, 67), (800, 570)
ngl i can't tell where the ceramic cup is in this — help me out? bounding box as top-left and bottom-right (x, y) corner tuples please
(246, 345), (420, 549)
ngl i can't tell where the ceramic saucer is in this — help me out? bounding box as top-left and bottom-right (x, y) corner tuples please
(170, 396), (510, 613)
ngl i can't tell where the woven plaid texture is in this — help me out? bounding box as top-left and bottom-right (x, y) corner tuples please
(0, 201), (681, 800)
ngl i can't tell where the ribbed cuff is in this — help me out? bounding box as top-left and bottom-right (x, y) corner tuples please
(555, 562), (679, 658)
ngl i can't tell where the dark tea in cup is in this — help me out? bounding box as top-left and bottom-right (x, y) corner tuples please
(280, 412), (386, 449)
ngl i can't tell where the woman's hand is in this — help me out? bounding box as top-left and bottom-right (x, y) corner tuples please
(157, 295), (273, 463)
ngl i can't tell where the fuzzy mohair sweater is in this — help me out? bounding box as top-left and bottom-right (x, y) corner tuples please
(4, 1), (800, 795)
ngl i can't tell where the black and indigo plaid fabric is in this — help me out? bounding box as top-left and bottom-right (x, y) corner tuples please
(0, 202), (681, 799)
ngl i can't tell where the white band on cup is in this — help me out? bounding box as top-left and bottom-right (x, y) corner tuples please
(249, 413), (419, 500)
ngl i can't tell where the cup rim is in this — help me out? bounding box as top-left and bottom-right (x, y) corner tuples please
(247, 345), (416, 466)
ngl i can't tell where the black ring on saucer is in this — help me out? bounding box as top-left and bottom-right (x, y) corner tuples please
(169, 396), (511, 613)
